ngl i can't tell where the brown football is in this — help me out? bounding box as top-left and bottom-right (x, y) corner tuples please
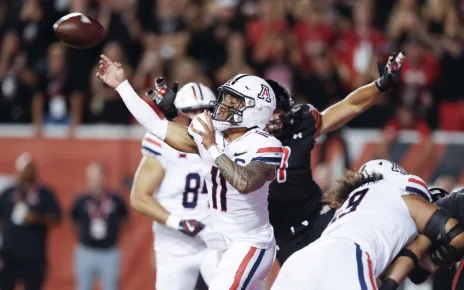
(53, 13), (105, 49)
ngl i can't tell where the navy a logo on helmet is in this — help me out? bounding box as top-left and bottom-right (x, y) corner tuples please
(257, 84), (271, 103)
(391, 162), (407, 175)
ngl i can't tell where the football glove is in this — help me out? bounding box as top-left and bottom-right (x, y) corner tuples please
(375, 49), (406, 93)
(166, 215), (205, 237)
(178, 219), (206, 237)
(146, 77), (179, 121)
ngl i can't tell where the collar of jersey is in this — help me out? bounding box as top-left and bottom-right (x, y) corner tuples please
(221, 126), (258, 147)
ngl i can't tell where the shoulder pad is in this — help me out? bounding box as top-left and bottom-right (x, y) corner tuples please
(404, 175), (432, 202)
(291, 103), (322, 131)
(291, 104), (318, 119)
(141, 132), (163, 157)
(251, 136), (283, 166)
(453, 188), (464, 196)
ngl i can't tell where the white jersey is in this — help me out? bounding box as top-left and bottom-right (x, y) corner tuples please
(188, 113), (283, 248)
(322, 174), (432, 277)
(141, 132), (211, 256)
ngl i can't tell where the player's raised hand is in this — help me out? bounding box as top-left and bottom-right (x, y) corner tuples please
(96, 54), (126, 89)
(375, 49), (406, 93)
(191, 111), (217, 149)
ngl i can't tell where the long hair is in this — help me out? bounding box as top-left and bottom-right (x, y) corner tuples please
(324, 170), (383, 208)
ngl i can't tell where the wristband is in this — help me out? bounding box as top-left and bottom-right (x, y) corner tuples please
(207, 144), (222, 161)
(165, 215), (182, 230)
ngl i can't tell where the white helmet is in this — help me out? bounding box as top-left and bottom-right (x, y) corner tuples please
(174, 82), (216, 113)
(211, 74), (276, 131)
(358, 159), (408, 179)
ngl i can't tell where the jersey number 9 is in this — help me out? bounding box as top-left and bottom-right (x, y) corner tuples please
(330, 188), (368, 224)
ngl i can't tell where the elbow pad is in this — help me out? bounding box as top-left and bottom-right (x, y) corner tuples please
(397, 248), (430, 284)
(408, 267), (430, 285)
(379, 278), (399, 290)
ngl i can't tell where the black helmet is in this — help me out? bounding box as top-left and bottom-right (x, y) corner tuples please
(429, 187), (450, 203)
(264, 79), (294, 136)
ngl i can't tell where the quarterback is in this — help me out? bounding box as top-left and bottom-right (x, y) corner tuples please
(97, 56), (282, 290)
(130, 82), (217, 290)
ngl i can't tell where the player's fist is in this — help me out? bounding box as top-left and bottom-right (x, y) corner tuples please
(178, 219), (206, 237)
(96, 54), (126, 89)
(146, 77), (179, 120)
(375, 49), (406, 93)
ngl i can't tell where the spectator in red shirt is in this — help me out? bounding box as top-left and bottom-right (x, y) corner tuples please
(246, 0), (288, 63)
(336, 1), (390, 90)
(378, 104), (434, 176)
(399, 36), (439, 124)
(292, 1), (334, 73)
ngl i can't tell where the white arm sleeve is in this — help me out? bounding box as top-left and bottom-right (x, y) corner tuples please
(115, 80), (168, 140)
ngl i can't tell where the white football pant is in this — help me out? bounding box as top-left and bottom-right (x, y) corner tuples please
(208, 241), (276, 290)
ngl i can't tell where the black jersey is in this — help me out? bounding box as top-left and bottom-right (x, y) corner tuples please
(435, 188), (464, 223)
(434, 188), (464, 290)
(268, 103), (324, 228)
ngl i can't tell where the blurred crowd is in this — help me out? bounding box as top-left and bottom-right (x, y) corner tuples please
(0, 0), (464, 133)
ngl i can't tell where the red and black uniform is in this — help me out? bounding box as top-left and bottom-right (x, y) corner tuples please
(434, 188), (464, 290)
(268, 103), (335, 264)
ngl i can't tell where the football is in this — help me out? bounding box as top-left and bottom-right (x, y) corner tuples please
(53, 13), (105, 49)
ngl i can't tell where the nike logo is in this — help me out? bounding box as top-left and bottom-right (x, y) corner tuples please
(234, 151), (247, 156)
(186, 221), (194, 232)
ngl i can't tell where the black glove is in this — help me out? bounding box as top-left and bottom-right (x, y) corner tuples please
(375, 49), (406, 93)
(178, 219), (206, 237)
(430, 243), (459, 266)
(146, 77), (179, 121)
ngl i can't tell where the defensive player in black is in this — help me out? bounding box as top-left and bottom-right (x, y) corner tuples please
(151, 51), (407, 266)
(263, 50), (406, 264)
(379, 187), (464, 290)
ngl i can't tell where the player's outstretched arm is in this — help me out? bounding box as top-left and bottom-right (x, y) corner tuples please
(191, 112), (277, 194)
(316, 51), (405, 138)
(96, 54), (198, 154)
